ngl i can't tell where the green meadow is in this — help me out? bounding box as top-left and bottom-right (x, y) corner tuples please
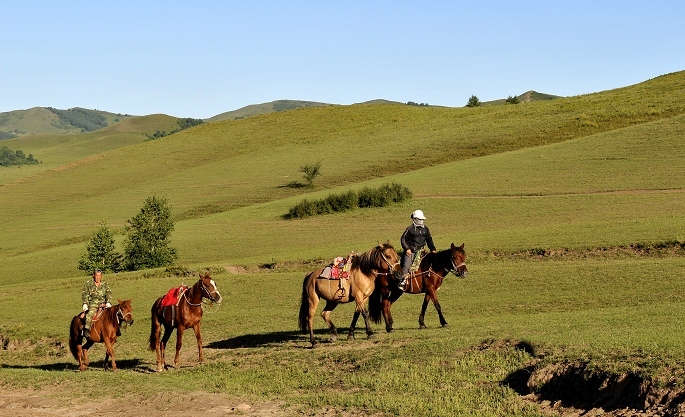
(1, 71), (685, 416)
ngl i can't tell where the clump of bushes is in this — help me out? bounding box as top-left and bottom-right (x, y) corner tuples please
(285, 182), (412, 219)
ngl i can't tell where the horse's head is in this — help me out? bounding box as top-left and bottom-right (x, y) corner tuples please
(117, 299), (134, 326)
(377, 241), (403, 280)
(449, 243), (468, 278)
(199, 273), (222, 304)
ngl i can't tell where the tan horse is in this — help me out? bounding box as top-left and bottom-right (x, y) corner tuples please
(69, 299), (134, 371)
(149, 273), (222, 372)
(298, 242), (401, 347)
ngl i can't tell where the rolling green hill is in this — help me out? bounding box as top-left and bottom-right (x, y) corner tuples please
(0, 70), (683, 282)
(206, 99), (333, 122)
(483, 90), (561, 106)
(0, 107), (136, 138)
(0, 114), (182, 185)
(1, 70), (685, 416)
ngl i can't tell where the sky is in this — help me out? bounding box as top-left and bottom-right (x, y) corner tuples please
(2, 1), (683, 119)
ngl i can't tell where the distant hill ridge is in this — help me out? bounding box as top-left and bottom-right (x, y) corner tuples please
(0, 90), (560, 138)
(0, 107), (134, 138)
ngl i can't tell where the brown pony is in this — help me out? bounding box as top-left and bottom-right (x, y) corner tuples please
(370, 243), (467, 331)
(298, 242), (402, 347)
(149, 273), (222, 372)
(69, 299), (134, 371)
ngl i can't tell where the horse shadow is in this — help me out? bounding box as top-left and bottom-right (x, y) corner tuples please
(206, 329), (330, 349)
(0, 358), (146, 372)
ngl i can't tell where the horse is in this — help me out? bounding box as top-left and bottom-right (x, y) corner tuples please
(298, 242), (402, 347)
(149, 273), (222, 372)
(370, 243), (467, 332)
(69, 299), (134, 371)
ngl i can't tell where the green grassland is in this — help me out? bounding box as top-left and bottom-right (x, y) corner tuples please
(1, 71), (685, 416)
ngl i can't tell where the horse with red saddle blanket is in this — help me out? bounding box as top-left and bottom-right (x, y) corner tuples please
(149, 273), (222, 372)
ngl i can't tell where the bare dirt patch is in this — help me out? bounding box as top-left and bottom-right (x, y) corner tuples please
(0, 389), (287, 417)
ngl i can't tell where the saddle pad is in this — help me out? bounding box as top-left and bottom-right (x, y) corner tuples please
(161, 285), (187, 307)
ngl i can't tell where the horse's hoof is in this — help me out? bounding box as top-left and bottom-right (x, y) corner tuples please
(347, 334), (355, 340)
(367, 333), (376, 340)
(419, 325), (428, 330)
(330, 335), (337, 343)
(386, 328), (394, 333)
(442, 323), (449, 328)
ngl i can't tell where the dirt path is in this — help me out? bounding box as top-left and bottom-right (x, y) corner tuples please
(0, 390), (286, 417)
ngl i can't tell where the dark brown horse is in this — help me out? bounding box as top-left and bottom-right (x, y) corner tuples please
(298, 242), (402, 347)
(69, 299), (134, 371)
(370, 243), (467, 331)
(149, 273), (222, 372)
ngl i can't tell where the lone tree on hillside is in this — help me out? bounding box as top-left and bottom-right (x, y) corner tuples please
(300, 161), (322, 188)
(78, 222), (123, 274)
(466, 95), (481, 107)
(123, 195), (177, 271)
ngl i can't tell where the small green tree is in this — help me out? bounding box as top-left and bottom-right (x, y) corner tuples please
(505, 95), (520, 104)
(78, 222), (122, 274)
(466, 95), (481, 107)
(300, 161), (322, 187)
(123, 195), (177, 271)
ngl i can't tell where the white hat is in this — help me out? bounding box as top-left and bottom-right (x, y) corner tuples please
(411, 210), (426, 220)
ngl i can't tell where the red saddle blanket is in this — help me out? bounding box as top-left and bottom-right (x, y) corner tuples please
(161, 285), (188, 307)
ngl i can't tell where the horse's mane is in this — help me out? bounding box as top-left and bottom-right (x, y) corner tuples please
(421, 246), (464, 270)
(352, 243), (394, 275)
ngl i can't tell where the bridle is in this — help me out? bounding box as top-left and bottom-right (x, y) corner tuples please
(116, 306), (133, 325)
(184, 279), (221, 307)
(375, 249), (401, 278)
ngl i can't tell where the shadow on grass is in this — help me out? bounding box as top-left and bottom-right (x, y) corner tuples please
(0, 358), (146, 372)
(277, 181), (307, 189)
(206, 329), (335, 349)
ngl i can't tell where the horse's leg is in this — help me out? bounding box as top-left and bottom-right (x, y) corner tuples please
(77, 343), (85, 371)
(82, 340), (94, 369)
(419, 293), (432, 329)
(428, 289), (448, 327)
(347, 310), (361, 340)
(360, 303), (375, 339)
(160, 325), (173, 371)
(320, 301), (339, 343)
(192, 323), (204, 363)
(382, 289), (403, 332)
(174, 325), (185, 369)
(103, 336), (116, 371)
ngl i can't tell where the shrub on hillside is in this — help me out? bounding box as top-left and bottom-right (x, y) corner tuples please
(285, 182), (412, 219)
(46, 107), (108, 131)
(0, 146), (39, 166)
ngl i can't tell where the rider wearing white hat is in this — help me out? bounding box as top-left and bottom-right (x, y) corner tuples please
(399, 210), (436, 290)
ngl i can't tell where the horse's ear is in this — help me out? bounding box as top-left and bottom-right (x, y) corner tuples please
(459, 243), (465, 250)
(118, 298), (122, 304)
(451, 243), (456, 250)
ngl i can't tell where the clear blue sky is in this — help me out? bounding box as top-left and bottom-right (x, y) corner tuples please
(2, 1), (683, 119)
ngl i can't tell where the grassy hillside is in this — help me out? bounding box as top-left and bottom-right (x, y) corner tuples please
(0, 114), (181, 185)
(206, 99), (332, 122)
(484, 90), (561, 106)
(0, 107), (135, 137)
(1, 70), (685, 416)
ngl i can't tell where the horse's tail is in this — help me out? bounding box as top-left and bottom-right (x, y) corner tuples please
(149, 299), (160, 351)
(298, 272), (314, 333)
(68, 315), (81, 361)
(369, 285), (383, 324)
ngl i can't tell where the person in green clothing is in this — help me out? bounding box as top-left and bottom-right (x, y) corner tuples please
(81, 269), (112, 339)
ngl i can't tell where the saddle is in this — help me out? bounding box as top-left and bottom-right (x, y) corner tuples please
(160, 285), (188, 326)
(162, 285), (188, 307)
(319, 253), (355, 280)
